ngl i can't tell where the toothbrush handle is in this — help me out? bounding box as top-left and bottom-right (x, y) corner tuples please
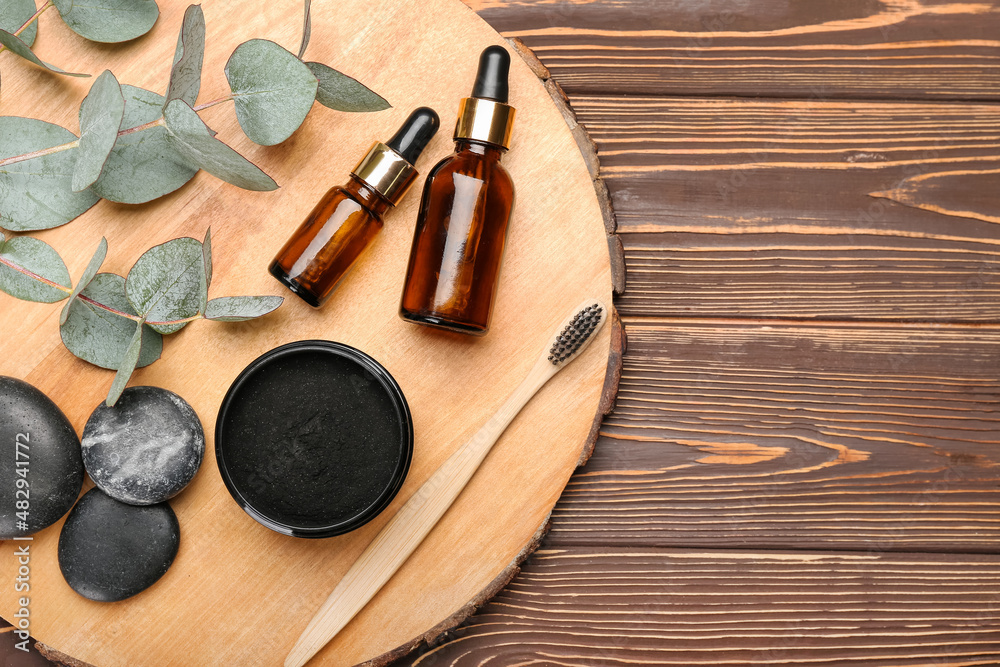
(284, 360), (555, 667)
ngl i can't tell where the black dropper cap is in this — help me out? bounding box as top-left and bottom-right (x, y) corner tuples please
(471, 46), (510, 104)
(386, 107), (440, 164)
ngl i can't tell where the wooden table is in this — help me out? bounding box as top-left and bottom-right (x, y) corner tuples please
(5, 0), (998, 665)
(388, 1), (1000, 664)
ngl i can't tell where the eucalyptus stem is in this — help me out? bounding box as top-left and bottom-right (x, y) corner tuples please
(0, 94), (239, 169)
(0, 0), (54, 56)
(76, 292), (204, 326)
(117, 116), (165, 137)
(15, 1), (53, 38)
(0, 139), (79, 168)
(1, 252), (206, 326)
(193, 95), (234, 112)
(1, 114), (167, 168)
(0, 252), (70, 292)
(75, 293), (139, 321)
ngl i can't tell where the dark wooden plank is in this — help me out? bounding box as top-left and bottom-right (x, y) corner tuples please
(570, 95), (1000, 321)
(393, 547), (1000, 666)
(619, 232), (1000, 321)
(466, 0), (1000, 100)
(0, 620), (57, 667)
(545, 319), (1000, 552)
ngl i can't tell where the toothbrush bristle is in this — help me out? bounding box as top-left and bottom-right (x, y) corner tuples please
(548, 303), (604, 365)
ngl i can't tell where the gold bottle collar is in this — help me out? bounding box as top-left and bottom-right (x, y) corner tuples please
(454, 98), (515, 150)
(351, 142), (418, 207)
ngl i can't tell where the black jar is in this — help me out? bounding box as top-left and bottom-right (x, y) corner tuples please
(216, 341), (413, 538)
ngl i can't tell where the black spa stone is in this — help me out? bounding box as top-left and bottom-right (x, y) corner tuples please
(81, 386), (205, 506)
(0, 376), (83, 539)
(58, 487), (179, 602)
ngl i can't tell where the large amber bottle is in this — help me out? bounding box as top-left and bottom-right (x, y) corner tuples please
(269, 108), (439, 308)
(399, 46), (516, 335)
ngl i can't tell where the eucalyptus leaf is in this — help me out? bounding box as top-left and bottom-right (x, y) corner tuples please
(0, 117), (100, 231)
(125, 236), (205, 335)
(225, 39), (318, 146)
(0, 0), (38, 48)
(73, 70), (125, 192)
(306, 62), (390, 112)
(164, 4), (205, 108)
(201, 227), (212, 311)
(0, 235), (71, 303)
(60, 236), (107, 325)
(297, 0), (311, 60)
(205, 295), (283, 321)
(90, 85), (198, 204)
(60, 272), (162, 369)
(0, 28), (88, 77)
(106, 317), (144, 406)
(163, 99), (277, 191)
(52, 0), (159, 44)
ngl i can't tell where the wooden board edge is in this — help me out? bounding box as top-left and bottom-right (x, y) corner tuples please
(508, 37), (625, 294)
(579, 306), (625, 469)
(362, 516), (553, 667)
(34, 643), (96, 667)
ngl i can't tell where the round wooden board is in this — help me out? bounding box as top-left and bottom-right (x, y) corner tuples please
(0, 0), (613, 665)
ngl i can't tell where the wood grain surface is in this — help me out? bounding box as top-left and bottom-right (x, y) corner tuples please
(467, 0), (1000, 100)
(4, 0), (999, 665)
(577, 95), (1000, 321)
(0, 1), (614, 666)
(406, 548), (1000, 666)
(388, 0), (1000, 665)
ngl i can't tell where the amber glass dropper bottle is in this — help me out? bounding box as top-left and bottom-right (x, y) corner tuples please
(399, 46), (516, 335)
(269, 108), (440, 308)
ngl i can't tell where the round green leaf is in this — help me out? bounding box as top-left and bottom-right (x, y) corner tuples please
(52, 0), (159, 43)
(0, 117), (100, 231)
(306, 62), (390, 113)
(0, 0), (38, 48)
(90, 85), (198, 204)
(73, 70), (125, 192)
(60, 272), (162, 369)
(0, 235), (71, 303)
(163, 99), (277, 191)
(125, 236), (206, 334)
(225, 39), (318, 146)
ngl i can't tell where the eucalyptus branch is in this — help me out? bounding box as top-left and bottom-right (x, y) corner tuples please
(0, 251), (70, 293)
(193, 95), (235, 112)
(0, 231), (283, 406)
(74, 294), (139, 321)
(0, 139), (78, 168)
(0, 0), (391, 406)
(0, 1), (389, 233)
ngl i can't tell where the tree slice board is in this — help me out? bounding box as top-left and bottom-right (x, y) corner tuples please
(0, 0), (614, 665)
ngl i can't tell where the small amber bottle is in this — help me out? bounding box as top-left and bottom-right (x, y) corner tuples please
(269, 108), (440, 307)
(399, 46), (516, 335)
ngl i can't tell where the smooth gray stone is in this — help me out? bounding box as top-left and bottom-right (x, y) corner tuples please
(82, 386), (204, 506)
(0, 376), (83, 539)
(58, 487), (179, 602)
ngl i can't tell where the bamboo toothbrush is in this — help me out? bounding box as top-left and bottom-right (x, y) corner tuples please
(285, 299), (608, 667)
